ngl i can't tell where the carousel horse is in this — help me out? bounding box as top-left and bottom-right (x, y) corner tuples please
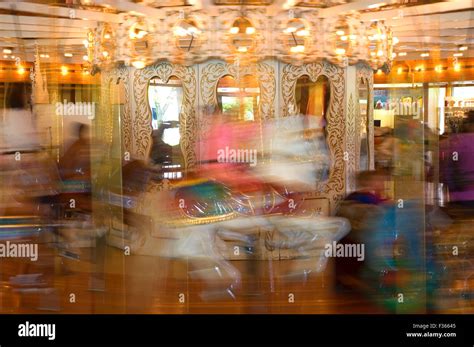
(128, 115), (350, 299)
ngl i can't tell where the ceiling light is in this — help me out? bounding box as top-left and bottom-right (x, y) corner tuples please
(296, 29), (309, 37)
(368, 2), (386, 9)
(335, 48), (346, 55)
(17, 66), (25, 75)
(61, 66), (68, 76)
(245, 27), (256, 35)
(290, 45), (305, 53)
(132, 60), (146, 69)
(453, 53), (463, 57)
(459, 46), (468, 51)
(435, 65), (443, 73)
(64, 53), (73, 57)
(229, 27), (239, 34)
(397, 67), (403, 75)
(83, 55), (89, 61)
(336, 30), (345, 36)
(454, 63), (461, 72)
(398, 52), (407, 56)
(136, 30), (147, 39)
(420, 53), (429, 57)
(104, 33), (111, 39)
(3, 48), (12, 54)
(393, 37), (399, 45)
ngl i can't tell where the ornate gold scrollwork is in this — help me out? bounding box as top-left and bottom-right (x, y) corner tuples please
(200, 61), (275, 123)
(101, 65), (130, 151)
(133, 62), (197, 169)
(356, 64), (374, 171)
(281, 61), (345, 212)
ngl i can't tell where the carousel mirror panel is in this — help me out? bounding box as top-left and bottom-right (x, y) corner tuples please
(216, 74), (260, 121)
(294, 74), (331, 183)
(148, 76), (185, 180)
(281, 62), (345, 213)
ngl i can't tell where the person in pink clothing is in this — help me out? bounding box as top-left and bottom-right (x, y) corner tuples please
(198, 112), (261, 191)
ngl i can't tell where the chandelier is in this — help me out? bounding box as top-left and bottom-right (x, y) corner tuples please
(85, 6), (395, 70)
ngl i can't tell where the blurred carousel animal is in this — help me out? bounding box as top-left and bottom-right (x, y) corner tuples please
(126, 115), (350, 299)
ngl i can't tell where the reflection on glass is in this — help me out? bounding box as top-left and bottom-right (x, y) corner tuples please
(295, 75), (331, 182)
(217, 75), (260, 121)
(148, 76), (184, 179)
(359, 78), (369, 171)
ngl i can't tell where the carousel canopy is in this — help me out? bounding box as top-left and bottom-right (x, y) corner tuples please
(0, 0), (472, 69)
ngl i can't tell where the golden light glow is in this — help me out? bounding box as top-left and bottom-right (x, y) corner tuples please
(245, 26), (256, 35)
(229, 26), (239, 34)
(453, 53), (463, 57)
(435, 65), (443, 73)
(132, 60), (146, 69)
(335, 48), (346, 55)
(397, 67), (403, 75)
(17, 66), (25, 75)
(296, 29), (309, 37)
(398, 52), (407, 56)
(420, 53), (429, 57)
(60, 66), (68, 76)
(290, 45), (305, 53)
(3, 48), (12, 54)
(64, 53), (73, 57)
(415, 65), (424, 72)
(454, 63), (461, 71)
(368, 2), (386, 9)
(336, 30), (345, 36)
(459, 46), (468, 51)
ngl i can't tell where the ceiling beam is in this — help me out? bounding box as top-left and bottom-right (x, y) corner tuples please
(0, 14), (97, 28)
(0, 31), (86, 38)
(93, 0), (164, 18)
(319, 0), (399, 18)
(0, 23), (88, 33)
(360, 0), (474, 21)
(391, 19), (474, 32)
(394, 28), (474, 37)
(0, 1), (120, 23)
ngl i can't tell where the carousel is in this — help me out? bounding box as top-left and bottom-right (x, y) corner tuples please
(25, 0), (395, 302)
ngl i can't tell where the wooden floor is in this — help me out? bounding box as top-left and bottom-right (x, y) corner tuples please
(0, 244), (390, 314)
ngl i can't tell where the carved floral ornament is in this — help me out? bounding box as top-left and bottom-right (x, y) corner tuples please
(85, 7), (395, 70)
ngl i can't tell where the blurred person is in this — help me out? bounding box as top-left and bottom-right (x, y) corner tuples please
(440, 110), (474, 209)
(337, 169), (425, 312)
(0, 83), (60, 293)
